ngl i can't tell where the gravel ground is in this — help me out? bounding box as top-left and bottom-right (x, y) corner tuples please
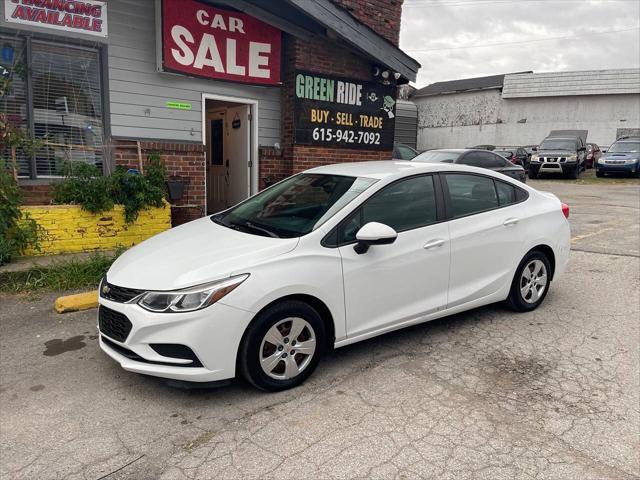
(1, 178), (638, 480)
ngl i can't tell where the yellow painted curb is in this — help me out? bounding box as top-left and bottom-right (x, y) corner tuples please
(55, 290), (99, 314)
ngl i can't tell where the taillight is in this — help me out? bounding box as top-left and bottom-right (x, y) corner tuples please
(561, 203), (570, 219)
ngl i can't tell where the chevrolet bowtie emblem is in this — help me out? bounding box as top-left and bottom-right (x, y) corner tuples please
(102, 284), (110, 295)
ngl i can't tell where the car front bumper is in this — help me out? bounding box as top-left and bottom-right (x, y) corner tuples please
(530, 161), (579, 175)
(97, 297), (253, 382)
(596, 162), (638, 174)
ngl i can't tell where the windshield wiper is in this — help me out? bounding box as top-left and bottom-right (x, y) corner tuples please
(241, 221), (280, 238)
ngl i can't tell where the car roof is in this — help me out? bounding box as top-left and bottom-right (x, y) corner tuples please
(616, 137), (640, 142)
(304, 160), (496, 180)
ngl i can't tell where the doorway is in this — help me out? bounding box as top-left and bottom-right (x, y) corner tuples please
(203, 96), (257, 214)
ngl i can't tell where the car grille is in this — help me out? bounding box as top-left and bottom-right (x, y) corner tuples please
(98, 306), (133, 343)
(605, 160), (626, 165)
(540, 157), (566, 163)
(101, 280), (144, 303)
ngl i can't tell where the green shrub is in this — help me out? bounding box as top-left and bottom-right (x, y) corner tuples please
(51, 162), (113, 214)
(0, 160), (41, 266)
(52, 153), (168, 224)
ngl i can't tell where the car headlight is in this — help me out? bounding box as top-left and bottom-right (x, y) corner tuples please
(626, 158), (639, 164)
(598, 158), (605, 164)
(530, 154), (539, 162)
(137, 274), (249, 313)
(566, 155), (577, 162)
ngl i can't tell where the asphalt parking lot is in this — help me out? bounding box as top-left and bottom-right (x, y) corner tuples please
(1, 176), (639, 480)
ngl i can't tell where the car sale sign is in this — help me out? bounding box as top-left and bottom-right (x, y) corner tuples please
(161, 0), (281, 85)
(4, 0), (107, 37)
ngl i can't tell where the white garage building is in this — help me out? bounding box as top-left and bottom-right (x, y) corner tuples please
(413, 69), (640, 150)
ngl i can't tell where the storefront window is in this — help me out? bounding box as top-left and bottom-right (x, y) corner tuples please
(1, 35), (105, 179)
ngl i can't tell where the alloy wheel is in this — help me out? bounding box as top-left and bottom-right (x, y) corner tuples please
(520, 259), (548, 304)
(259, 317), (316, 380)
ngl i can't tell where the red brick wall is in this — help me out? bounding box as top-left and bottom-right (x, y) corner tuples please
(332, 0), (404, 46)
(21, 184), (53, 205)
(114, 140), (205, 225)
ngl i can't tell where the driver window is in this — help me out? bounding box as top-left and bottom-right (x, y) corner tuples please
(337, 175), (438, 244)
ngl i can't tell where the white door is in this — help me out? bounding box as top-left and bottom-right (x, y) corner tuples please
(338, 175), (450, 338)
(443, 173), (524, 307)
(225, 105), (251, 207)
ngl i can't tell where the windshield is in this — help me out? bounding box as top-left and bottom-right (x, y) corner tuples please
(608, 141), (640, 153)
(413, 150), (462, 163)
(539, 139), (577, 151)
(212, 174), (378, 238)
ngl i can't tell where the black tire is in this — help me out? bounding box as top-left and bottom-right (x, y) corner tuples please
(528, 169), (538, 179)
(238, 300), (326, 391)
(567, 165), (579, 179)
(596, 170), (604, 178)
(506, 250), (552, 312)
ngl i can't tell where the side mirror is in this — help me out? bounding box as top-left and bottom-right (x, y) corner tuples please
(354, 222), (397, 254)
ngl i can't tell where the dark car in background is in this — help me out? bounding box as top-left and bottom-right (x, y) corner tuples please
(596, 137), (640, 177)
(522, 145), (538, 159)
(393, 143), (419, 161)
(412, 149), (527, 183)
(585, 143), (602, 169)
(494, 147), (530, 171)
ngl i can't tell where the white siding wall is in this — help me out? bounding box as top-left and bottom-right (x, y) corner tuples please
(416, 91), (640, 150)
(108, 0), (281, 145)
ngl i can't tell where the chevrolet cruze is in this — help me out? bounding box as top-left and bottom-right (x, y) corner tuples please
(98, 161), (570, 391)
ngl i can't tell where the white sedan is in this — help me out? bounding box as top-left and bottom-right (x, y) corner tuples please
(98, 161), (570, 391)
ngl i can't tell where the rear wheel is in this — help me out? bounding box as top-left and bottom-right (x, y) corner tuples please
(238, 300), (326, 391)
(506, 251), (551, 312)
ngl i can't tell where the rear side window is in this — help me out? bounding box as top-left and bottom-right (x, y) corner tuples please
(495, 180), (516, 205)
(444, 174), (498, 217)
(332, 175), (438, 245)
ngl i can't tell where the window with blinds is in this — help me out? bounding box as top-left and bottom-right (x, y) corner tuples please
(0, 35), (105, 179)
(0, 36), (30, 177)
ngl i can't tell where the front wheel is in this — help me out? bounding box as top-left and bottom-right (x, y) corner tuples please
(528, 169), (538, 179)
(238, 300), (326, 391)
(567, 165), (579, 179)
(596, 170), (604, 178)
(506, 251), (552, 312)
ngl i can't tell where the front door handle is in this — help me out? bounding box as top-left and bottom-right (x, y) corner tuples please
(423, 239), (445, 250)
(503, 217), (519, 226)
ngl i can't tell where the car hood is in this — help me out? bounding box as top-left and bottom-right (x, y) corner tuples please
(602, 152), (639, 161)
(106, 217), (299, 290)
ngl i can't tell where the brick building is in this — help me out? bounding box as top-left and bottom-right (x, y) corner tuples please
(1, 0), (419, 225)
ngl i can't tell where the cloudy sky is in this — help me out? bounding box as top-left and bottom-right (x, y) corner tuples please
(399, 0), (640, 88)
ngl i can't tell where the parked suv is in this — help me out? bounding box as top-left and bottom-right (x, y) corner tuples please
(529, 130), (587, 179)
(596, 137), (640, 177)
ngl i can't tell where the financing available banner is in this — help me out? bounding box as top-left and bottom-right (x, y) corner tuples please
(4, 0), (108, 38)
(293, 70), (397, 151)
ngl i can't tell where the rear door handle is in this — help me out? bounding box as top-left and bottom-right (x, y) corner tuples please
(503, 218), (519, 226)
(423, 239), (445, 250)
